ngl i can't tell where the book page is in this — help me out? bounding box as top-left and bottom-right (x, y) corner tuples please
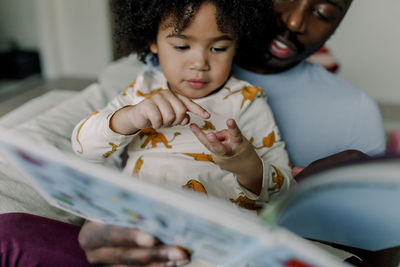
(0, 129), (348, 266)
(263, 159), (400, 251)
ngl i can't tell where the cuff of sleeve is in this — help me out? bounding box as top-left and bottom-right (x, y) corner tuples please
(234, 159), (270, 203)
(103, 111), (138, 147)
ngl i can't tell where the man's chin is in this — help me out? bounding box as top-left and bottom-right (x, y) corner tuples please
(257, 54), (302, 74)
(236, 51), (303, 74)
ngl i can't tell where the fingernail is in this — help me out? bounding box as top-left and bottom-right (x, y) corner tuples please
(181, 117), (188, 125)
(136, 232), (156, 247)
(207, 133), (216, 141)
(168, 248), (186, 261)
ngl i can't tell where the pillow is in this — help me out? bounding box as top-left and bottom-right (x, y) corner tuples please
(0, 90), (76, 128)
(14, 54), (143, 152)
(0, 54), (143, 224)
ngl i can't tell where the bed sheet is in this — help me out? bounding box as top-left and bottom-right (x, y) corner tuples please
(0, 90), (76, 128)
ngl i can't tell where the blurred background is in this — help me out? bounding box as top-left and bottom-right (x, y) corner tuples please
(0, 0), (399, 130)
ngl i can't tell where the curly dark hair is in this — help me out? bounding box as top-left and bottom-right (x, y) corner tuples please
(111, 0), (276, 63)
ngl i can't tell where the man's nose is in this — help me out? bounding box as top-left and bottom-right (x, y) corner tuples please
(189, 50), (210, 71)
(281, 1), (307, 33)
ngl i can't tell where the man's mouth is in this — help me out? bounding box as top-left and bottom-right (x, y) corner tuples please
(268, 38), (297, 59)
(187, 79), (207, 89)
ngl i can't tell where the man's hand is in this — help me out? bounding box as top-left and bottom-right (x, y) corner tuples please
(78, 221), (190, 266)
(293, 150), (371, 182)
(111, 90), (210, 135)
(190, 118), (263, 194)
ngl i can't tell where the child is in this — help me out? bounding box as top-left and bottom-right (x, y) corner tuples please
(72, 0), (292, 211)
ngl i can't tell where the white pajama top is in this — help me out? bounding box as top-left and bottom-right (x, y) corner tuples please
(72, 69), (292, 210)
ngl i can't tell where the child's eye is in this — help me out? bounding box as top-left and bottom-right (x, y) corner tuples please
(174, 45), (189, 51)
(210, 47), (227, 53)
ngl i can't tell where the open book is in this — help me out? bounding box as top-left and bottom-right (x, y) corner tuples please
(262, 155), (400, 252)
(0, 129), (348, 267)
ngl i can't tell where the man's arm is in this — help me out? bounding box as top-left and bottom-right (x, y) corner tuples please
(292, 150), (370, 182)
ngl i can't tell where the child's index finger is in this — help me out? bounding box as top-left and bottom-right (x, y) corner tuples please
(226, 119), (242, 141)
(177, 94), (210, 119)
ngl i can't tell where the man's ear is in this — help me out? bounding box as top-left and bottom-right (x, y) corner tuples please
(149, 42), (158, 54)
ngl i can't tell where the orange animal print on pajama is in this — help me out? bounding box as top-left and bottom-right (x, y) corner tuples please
(255, 131), (275, 149)
(103, 142), (118, 158)
(136, 88), (164, 98)
(230, 195), (258, 210)
(122, 81), (136, 96)
(133, 156), (143, 175)
(269, 165), (284, 192)
(224, 86), (263, 108)
(182, 179), (207, 194)
(75, 111), (99, 154)
(200, 121), (216, 131)
(183, 153), (215, 164)
(139, 128), (181, 149)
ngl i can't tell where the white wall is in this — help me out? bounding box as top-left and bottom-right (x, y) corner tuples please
(0, 0), (113, 79)
(35, 0), (113, 79)
(0, 0), (39, 50)
(327, 0), (400, 105)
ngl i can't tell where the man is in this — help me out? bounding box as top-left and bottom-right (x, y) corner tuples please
(0, 0), (387, 266)
(77, 0), (386, 266)
(233, 0), (384, 167)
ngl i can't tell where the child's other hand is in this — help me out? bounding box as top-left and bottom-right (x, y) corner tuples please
(190, 118), (243, 161)
(190, 118), (263, 194)
(111, 90), (210, 135)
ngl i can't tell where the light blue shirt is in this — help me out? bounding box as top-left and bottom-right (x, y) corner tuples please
(232, 62), (386, 166)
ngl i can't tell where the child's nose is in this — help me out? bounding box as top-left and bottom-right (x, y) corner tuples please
(189, 50), (210, 71)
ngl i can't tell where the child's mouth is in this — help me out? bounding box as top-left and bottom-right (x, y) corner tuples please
(187, 79), (207, 89)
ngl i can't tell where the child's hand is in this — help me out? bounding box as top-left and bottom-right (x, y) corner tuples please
(111, 90), (210, 135)
(190, 119), (263, 194)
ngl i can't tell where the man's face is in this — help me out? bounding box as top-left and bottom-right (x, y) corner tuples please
(257, 0), (352, 73)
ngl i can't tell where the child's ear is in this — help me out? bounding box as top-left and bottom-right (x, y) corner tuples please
(149, 42), (158, 54)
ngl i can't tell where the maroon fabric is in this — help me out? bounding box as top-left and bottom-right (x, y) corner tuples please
(0, 213), (93, 267)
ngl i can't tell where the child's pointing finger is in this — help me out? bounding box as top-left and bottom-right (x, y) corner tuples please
(176, 94), (210, 119)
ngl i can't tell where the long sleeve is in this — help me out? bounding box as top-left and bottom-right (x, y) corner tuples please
(234, 90), (292, 203)
(71, 81), (141, 167)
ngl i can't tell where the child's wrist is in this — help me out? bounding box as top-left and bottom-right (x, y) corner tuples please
(236, 169), (263, 195)
(235, 156), (263, 195)
(110, 106), (139, 135)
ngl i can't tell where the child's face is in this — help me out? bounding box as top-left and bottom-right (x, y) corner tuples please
(150, 2), (236, 99)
